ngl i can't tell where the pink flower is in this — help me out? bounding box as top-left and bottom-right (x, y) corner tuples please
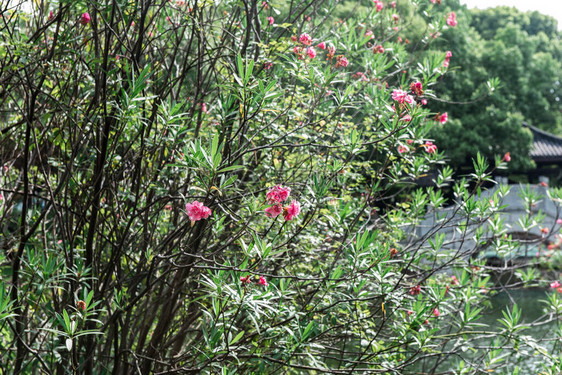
(267, 16), (274, 25)
(556, 219), (562, 225)
(551, 281), (561, 289)
(80, 12), (91, 25)
(407, 310), (413, 316)
(439, 112), (448, 124)
(558, 287), (562, 294)
(421, 98), (427, 105)
(336, 55), (348, 68)
(185, 201), (212, 222)
(443, 50), (452, 67)
(259, 276), (269, 287)
(283, 200), (301, 221)
(365, 30), (374, 39)
(293, 46), (303, 59)
(401, 114), (412, 122)
(266, 185), (291, 204)
(398, 145), (409, 153)
(410, 285), (421, 295)
(262, 1), (269, 9)
(406, 139), (414, 145)
(373, 0), (383, 12)
(299, 33), (312, 45)
(353, 72), (368, 81)
(410, 81), (423, 95)
(391, 89), (414, 105)
(390, 1), (396, 8)
(265, 204), (283, 218)
(240, 275), (251, 284)
(317, 42), (326, 49)
(374, 44), (385, 54)
(48, 10), (54, 20)
(451, 275), (459, 285)
(433, 308), (440, 317)
(424, 141), (437, 154)
(307, 46), (317, 59)
(201, 102), (209, 114)
(264, 62), (273, 70)
(392, 13), (399, 22)
(541, 227), (550, 235)
(446, 12), (457, 27)
(502, 152), (511, 162)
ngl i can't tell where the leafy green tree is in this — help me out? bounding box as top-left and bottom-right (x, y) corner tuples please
(0, 0), (561, 374)
(426, 3), (561, 171)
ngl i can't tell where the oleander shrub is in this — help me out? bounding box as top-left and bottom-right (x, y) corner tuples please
(0, 0), (561, 373)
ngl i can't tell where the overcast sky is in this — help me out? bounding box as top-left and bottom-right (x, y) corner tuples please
(459, 0), (562, 28)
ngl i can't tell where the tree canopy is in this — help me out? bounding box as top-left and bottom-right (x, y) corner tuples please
(425, 2), (562, 171)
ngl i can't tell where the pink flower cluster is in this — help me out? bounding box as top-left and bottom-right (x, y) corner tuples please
(335, 55), (349, 68)
(299, 33), (312, 45)
(353, 72), (369, 81)
(443, 50), (452, 67)
(410, 81), (423, 96)
(446, 12), (457, 27)
(267, 16), (274, 25)
(423, 141), (437, 154)
(373, 0), (383, 12)
(80, 12), (91, 25)
(438, 112), (448, 124)
(392, 89), (415, 105)
(240, 275), (269, 287)
(266, 185), (291, 203)
(551, 281), (562, 293)
(401, 114), (412, 122)
(185, 201), (212, 222)
(265, 185), (301, 221)
(293, 34), (330, 61)
(307, 46), (317, 59)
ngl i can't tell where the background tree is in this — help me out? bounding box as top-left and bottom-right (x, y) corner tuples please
(421, 2), (562, 172)
(0, 0), (561, 374)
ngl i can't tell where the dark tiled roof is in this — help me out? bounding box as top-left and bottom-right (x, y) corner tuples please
(524, 122), (562, 163)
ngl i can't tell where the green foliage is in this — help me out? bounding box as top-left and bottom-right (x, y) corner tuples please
(0, 0), (560, 374)
(424, 3), (562, 171)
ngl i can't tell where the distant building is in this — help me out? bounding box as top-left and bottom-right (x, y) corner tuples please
(523, 122), (562, 184)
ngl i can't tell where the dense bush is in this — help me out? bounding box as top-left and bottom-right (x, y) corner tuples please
(0, 0), (561, 373)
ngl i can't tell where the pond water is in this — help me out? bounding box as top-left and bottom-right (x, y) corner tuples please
(435, 288), (561, 374)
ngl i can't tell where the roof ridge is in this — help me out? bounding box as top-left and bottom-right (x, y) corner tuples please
(523, 121), (562, 142)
